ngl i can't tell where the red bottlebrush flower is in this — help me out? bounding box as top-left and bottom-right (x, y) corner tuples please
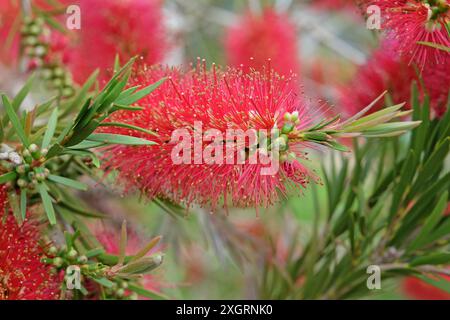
(68, 0), (168, 84)
(101, 63), (319, 212)
(339, 41), (449, 117)
(224, 8), (300, 76)
(403, 275), (450, 300)
(364, 0), (450, 69)
(0, 188), (61, 300)
(0, 0), (20, 64)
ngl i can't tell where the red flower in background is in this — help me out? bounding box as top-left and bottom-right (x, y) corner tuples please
(364, 0), (450, 69)
(0, 187), (61, 300)
(101, 63), (319, 212)
(0, 0), (20, 64)
(68, 0), (168, 83)
(339, 41), (449, 117)
(403, 275), (450, 300)
(225, 8), (300, 76)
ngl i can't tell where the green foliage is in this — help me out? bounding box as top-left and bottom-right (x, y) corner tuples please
(258, 86), (450, 299)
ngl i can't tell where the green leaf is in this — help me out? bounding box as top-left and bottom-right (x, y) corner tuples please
(85, 248), (105, 258)
(64, 70), (98, 116)
(68, 140), (105, 150)
(20, 189), (27, 221)
(0, 171), (17, 184)
(130, 236), (162, 263)
(46, 143), (64, 159)
(12, 74), (35, 110)
(116, 78), (166, 105)
(41, 107), (59, 149)
(128, 283), (169, 300)
(417, 41), (450, 53)
(361, 121), (421, 136)
(90, 277), (114, 288)
(62, 149), (100, 168)
(86, 133), (156, 146)
(99, 122), (157, 136)
(408, 137), (450, 198)
(407, 191), (448, 252)
(416, 275), (450, 294)
(7, 191), (21, 224)
(2, 95), (30, 147)
(344, 103), (405, 131)
(48, 174), (88, 191)
(110, 103), (143, 113)
(117, 255), (163, 275)
(118, 220), (127, 266)
(64, 119), (100, 147)
(38, 183), (57, 225)
(410, 253), (450, 267)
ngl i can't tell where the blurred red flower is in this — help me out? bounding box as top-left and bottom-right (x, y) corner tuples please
(0, 0), (20, 64)
(339, 41), (449, 117)
(225, 8), (300, 76)
(68, 0), (168, 83)
(403, 275), (450, 300)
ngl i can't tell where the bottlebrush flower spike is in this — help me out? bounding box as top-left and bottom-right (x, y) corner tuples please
(0, 188), (61, 300)
(224, 8), (300, 76)
(100, 62), (418, 212)
(339, 41), (450, 117)
(69, 0), (168, 83)
(364, 0), (450, 69)
(102, 63), (317, 211)
(0, 0), (20, 64)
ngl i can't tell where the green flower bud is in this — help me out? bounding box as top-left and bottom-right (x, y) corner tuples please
(48, 246), (58, 255)
(129, 293), (139, 300)
(77, 255), (88, 264)
(116, 288), (125, 298)
(24, 36), (38, 46)
(17, 179), (28, 188)
(281, 123), (295, 134)
(53, 257), (64, 268)
(35, 173), (46, 182)
(28, 24), (41, 36)
(67, 249), (78, 260)
(53, 67), (64, 77)
(283, 112), (292, 122)
(42, 68), (53, 80)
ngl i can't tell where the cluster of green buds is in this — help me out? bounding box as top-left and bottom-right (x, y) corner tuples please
(14, 144), (49, 190)
(20, 16), (74, 98)
(21, 17), (47, 62)
(267, 111), (301, 162)
(46, 245), (89, 269)
(42, 226), (164, 300)
(426, 0), (449, 24)
(104, 280), (138, 300)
